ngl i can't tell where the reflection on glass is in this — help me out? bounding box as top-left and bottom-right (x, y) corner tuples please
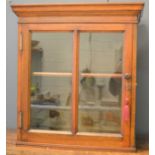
(30, 32), (73, 131)
(78, 77), (122, 133)
(30, 76), (72, 131)
(31, 32), (73, 72)
(31, 109), (71, 131)
(79, 31), (123, 134)
(80, 32), (124, 73)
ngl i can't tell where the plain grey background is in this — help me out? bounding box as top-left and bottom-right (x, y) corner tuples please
(6, 0), (149, 135)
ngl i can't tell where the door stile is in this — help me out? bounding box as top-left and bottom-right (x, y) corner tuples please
(130, 24), (137, 147)
(72, 30), (79, 135)
(22, 25), (31, 133)
(121, 24), (133, 146)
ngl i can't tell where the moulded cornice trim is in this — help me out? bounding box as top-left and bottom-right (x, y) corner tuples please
(11, 3), (144, 18)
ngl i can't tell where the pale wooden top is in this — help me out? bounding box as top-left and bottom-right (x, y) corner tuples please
(11, 3), (144, 17)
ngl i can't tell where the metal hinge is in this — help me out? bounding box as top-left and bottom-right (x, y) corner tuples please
(20, 32), (23, 52)
(19, 111), (23, 129)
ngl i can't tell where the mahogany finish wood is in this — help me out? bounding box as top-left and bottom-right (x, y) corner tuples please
(32, 72), (72, 77)
(12, 3), (144, 151)
(12, 3), (144, 17)
(80, 73), (122, 78)
(72, 30), (79, 135)
(7, 129), (149, 155)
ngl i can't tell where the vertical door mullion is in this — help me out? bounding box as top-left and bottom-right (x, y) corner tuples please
(72, 30), (79, 134)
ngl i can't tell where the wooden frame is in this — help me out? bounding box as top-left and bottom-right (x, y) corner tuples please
(12, 3), (144, 151)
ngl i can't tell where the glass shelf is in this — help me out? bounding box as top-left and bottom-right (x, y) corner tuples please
(31, 104), (120, 111)
(31, 104), (71, 110)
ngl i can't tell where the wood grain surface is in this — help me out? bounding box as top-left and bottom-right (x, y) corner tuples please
(7, 129), (148, 155)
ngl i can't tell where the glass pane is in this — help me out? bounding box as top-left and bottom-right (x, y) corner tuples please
(30, 32), (73, 132)
(78, 77), (122, 133)
(30, 76), (72, 131)
(80, 32), (124, 73)
(78, 32), (123, 134)
(31, 32), (73, 72)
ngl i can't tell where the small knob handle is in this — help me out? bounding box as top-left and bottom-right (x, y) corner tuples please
(124, 73), (131, 80)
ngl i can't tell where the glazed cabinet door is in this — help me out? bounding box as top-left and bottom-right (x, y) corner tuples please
(30, 32), (73, 132)
(78, 32), (124, 134)
(19, 24), (133, 148)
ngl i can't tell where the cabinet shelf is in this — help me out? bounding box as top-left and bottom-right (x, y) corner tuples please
(32, 72), (72, 77)
(31, 104), (120, 111)
(80, 73), (122, 78)
(32, 72), (122, 78)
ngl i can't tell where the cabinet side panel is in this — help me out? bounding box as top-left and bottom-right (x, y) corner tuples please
(17, 24), (23, 141)
(22, 25), (31, 132)
(130, 24), (137, 147)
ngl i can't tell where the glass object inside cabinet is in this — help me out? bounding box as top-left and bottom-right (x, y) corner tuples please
(78, 32), (124, 133)
(30, 32), (73, 131)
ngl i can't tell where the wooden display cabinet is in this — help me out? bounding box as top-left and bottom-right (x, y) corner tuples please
(12, 2), (144, 151)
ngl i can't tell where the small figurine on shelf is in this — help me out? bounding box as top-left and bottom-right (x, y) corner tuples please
(31, 83), (39, 96)
(49, 110), (60, 118)
(81, 115), (94, 127)
(109, 46), (122, 97)
(43, 92), (60, 106)
(66, 93), (71, 106)
(48, 110), (63, 130)
(100, 111), (120, 126)
(79, 68), (98, 105)
(31, 91), (61, 106)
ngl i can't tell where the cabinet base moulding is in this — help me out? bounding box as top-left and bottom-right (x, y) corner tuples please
(16, 141), (136, 152)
